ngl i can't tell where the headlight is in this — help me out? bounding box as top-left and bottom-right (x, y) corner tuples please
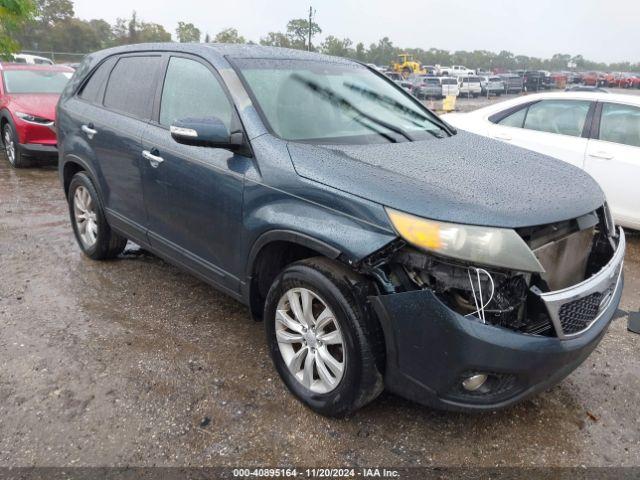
(386, 208), (544, 273)
(15, 111), (54, 126)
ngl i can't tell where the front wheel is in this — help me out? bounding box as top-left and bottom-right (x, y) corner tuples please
(68, 172), (128, 260)
(3, 123), (28, 168)
(264, 258), (384, 417)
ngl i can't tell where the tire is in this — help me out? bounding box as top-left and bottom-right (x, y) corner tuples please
(264, 257), (384, 417)
(3, 122), (28, 168)
(67, 172), (127, 260)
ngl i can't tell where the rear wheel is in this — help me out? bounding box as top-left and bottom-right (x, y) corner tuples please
(68, 172), (127, 260)
(3, 123), (28, 168)
(264, 257), (384, 417)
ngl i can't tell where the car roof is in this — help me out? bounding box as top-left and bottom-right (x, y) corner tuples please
(465, 91), (640, 118)
(0, 63), (74, 72)
(91, 42), (356, 64)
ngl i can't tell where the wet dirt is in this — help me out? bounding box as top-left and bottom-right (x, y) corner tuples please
(0, 155), (639, 467)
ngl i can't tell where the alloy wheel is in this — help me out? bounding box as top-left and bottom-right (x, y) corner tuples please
(73, 186), (98, 248)
(275, 288), (345, 394)
(4, 128), (15, 165)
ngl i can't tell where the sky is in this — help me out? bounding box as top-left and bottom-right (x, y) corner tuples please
(72, 0), (640, 63)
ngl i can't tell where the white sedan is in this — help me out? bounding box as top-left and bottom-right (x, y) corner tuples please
(442, 91), (640, 230)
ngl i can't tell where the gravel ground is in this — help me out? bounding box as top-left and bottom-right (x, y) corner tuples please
(0, 108), (639, 468)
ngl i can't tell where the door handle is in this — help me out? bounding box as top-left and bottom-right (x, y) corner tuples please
(588, 151), (614, 160)
(142, 149), (164, 168)
(493, 133), (512, 141)
(81, 124), (97, 139)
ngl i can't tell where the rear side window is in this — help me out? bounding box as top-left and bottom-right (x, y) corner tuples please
(599, 103), (640, 147)
(159, 57), (232, 128)
(498, 107), (527, 128)
(104, 56), (161, 120)
(79, 57), (116, 104)
(523, 100), (591, 137)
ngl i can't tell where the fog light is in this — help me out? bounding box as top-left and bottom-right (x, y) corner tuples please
(462, 373), (488, 391)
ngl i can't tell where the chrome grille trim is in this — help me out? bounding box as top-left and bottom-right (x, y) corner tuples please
(533, 227), (625, 340)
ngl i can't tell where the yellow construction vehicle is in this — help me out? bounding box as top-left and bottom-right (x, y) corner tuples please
(392, 53), (426, 77)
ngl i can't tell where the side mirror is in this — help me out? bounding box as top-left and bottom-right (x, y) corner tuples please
(170, 116), (244, 151)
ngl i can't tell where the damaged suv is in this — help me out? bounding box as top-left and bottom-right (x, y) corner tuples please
(57, 44), (625, 417)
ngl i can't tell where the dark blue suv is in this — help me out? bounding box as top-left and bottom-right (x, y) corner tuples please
(57, 44), (625, 417)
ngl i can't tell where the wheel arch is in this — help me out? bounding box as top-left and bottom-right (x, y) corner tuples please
(245, 230), (342, 321)
(60, 154), (101, 198)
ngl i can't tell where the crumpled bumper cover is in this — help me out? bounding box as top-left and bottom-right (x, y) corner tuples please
(369, 271), (623, 411)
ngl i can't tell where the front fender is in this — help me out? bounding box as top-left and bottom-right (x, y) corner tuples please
(242, 179), (397, 274)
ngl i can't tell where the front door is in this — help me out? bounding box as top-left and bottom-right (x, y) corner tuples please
(141, 55), (249, 293)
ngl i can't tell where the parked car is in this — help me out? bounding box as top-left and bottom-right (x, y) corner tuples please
(458, 75), (482, 97)
(439, 65), (475, 77)
(439, 76), (460, 97)
(385, 72), (403, 82)
(395, 80), (414, 94)
(412, 77), (442, 99)
(443, 91), (640, 229)
(499, 74), (524, 94)
(10, 53), (54, 65)
(480, 76), (504, 96)
(0, 63), (73, 167)
(523, 71), (551, 92)
(58, 44), (624, 416)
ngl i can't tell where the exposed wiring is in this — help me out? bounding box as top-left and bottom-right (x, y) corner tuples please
(465, 268), (495, 323)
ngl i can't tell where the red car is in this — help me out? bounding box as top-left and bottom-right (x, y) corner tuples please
(0, 63), (73, 167)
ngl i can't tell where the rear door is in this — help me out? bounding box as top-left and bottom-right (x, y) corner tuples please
(585, 102), (640, 228)
(140, 54), (248, 293)
(488, 99), (593, 168)
(79, 54), (163, 243)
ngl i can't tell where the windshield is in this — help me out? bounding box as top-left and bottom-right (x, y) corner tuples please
(2, 70), (72, 94)
(233, 59), (448, 144)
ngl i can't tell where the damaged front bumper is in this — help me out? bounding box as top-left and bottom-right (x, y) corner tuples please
(369, 228), (625, 411)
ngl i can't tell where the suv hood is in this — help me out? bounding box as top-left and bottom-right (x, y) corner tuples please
(287, 131), (604, 229)
(7, 94), (59, 121)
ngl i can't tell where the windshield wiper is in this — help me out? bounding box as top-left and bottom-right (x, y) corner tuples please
(291, 74), (414, 142)
(343, 82), (456, 136)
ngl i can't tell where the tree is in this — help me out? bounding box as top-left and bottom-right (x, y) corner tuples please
(354, 42), (366, 61)
(366, 37), (397, 66)
(286, 18), (321, 50)
(112, 12), (171, 45)
(137, 21), (171, 42)
(35, 0), (72, 26)
(88, 18), (113, 48)
(0, 0), (36, 58)
(320, 35), (352, 58)
(260, 31), (291, 48)
(204, 32), (210, 43)
(176, 21), (200, 43)
(213, 27), (245, 44)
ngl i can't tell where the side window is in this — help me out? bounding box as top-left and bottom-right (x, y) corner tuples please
(523, 100), (591, 137)
(599, 103), (640, 148)
(79, 57), (117, 104)
(159, 57), (232, 128)
(104, 56), (161, 120)
(497, 107), (527, 128)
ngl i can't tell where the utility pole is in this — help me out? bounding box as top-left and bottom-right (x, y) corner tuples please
(308, 6), (314, 52)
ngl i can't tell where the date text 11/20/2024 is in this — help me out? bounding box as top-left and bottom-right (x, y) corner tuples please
(232, 468), (400, 477)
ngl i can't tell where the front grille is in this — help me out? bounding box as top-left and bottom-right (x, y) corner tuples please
(558, 281), (615, 335)
(558, 292), (603, 334)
